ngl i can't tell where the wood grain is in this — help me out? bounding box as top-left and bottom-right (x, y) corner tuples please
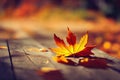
(8, 39), (45, 80)
(1, 38), (120, 80)
(0, 40), (14, 80)
(37, 38), (120, 80)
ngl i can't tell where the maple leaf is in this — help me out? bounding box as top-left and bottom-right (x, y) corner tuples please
(50, 28), (95, 58)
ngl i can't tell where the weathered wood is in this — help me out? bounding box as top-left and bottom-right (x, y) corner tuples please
(36, 38), (120, 80)
(8, 39), (56, 80)
(0, 40), (14, 80)
(3, 38), (120, 80)
(92, 48), (120, 63)
(48, 49), (120, 80)
(8, 39), (43, 80)
(32, 39), (120, 80)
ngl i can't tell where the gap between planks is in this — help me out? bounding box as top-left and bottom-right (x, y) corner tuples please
(0, 40), (15, 80)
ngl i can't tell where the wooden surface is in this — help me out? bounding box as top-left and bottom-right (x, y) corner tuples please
(0, 38), (120, 80)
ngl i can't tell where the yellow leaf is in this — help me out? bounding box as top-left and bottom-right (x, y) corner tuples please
(74, 33), (88, 52)
(50, 47), (71, 56)
(50, 28), (94, 58)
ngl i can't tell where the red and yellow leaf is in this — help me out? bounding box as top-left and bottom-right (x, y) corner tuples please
(54, 34), (66, 48)
(74, 32), (88, 52)
(50, 28), (108, 67)
(50, 28), (95, 61)
(69, 46), (95, 57)
(53, 56), (76, 65)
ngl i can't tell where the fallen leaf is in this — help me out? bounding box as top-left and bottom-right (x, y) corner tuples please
(50, 28), (95, 58)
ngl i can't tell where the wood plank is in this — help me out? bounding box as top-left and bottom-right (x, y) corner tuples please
(92, 48), (120, 63)
(0, 40), (15, 80)
(8, 39), (56, 80)
(54, 49), (120, 80)
(41, 49), (120, 80)
(8, 38), (120, 80)
(35, 38), (120, 80)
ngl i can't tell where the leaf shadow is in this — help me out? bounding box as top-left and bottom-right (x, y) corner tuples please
(57, 56), (120, 74)
(57, 56), (114, 69)
(0, 56), (15, 80)
(37, 69), (66, 80)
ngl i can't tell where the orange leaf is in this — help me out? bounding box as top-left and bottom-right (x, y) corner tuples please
(50, 47), (71, 56)
(50, 28), (109, 67)
(53, 34), (72, 56)
(53, 56), (75, 65)
(50, 28), (95, 58)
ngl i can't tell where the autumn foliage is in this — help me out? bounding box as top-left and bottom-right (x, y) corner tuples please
(51, 28), (95, 57)
(50, 28), (110, 68)
(50, 28), (95, 64)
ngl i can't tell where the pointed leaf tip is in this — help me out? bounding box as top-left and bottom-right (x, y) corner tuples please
(66, 28), (76, 45)
(67, 27), (70, 31)
(54, 34), (65, 48)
